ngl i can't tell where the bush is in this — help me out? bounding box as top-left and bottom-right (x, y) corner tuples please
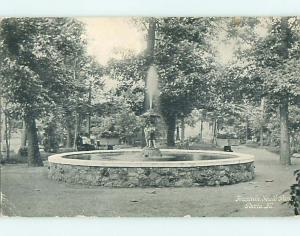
(101, 130), (119, 138)
(216, 133), (238, 139)
(0, 150), (27, 164)
(18, 147), (28, 157)
(289, 169), (300, 215)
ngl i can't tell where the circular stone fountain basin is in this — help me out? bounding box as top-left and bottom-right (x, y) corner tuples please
(48, 149), (255, 187)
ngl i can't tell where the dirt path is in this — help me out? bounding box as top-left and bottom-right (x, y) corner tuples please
(1, 146), (299, 217)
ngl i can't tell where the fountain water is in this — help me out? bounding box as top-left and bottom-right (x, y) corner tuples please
(146, 65), (160, 110)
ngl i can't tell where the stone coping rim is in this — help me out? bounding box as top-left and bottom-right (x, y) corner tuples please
(48, 149), (254, 167)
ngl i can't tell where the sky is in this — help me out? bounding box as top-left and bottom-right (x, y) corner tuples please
(78, 17), (146, 66)
(77, 17), (240, 66)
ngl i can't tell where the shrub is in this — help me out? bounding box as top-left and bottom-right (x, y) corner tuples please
(289, 169), (300, 215)
(18, 147), (28, 157)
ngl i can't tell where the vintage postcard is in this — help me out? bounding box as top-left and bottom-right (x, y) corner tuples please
(0, 16), (299, 217)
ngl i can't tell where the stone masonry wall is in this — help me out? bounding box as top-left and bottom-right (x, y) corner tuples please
(48, 162), (255, 187)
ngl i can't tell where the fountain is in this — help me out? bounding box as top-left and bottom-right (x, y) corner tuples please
(142, 65), (162, 159)
(48, 65), (255, 187)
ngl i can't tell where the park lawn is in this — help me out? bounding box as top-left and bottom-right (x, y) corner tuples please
(1, 146), (300, 217)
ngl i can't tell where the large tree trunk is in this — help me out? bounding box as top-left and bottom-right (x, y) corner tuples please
(73, 113), (79, 150)
(166, 114), (176, 147)
(180, 117), (185, 141)
(144, 18), (156, 112)
(25, 112), (43, 166)
(87, 82), (92, 137)
(72, 56), (80, 149)
(64, 111), (74, 148)
(260, 98), (265, 146)
(260, 127), (264, 146)
(278, 18), (291, 165)
(266, 130), (271, 146)
(176, 126), (180, 141)
(279, 96), (290, 165)
(290, 132), (296, 154)
(146, 18), (156, 63)
(200, 120), (203, 142)
(0, 95), (2, 160)
(20, 120), (27, 147)
(4, 112), (11, 159)
(66, 124), (73, 148)
(141, 128), (146, 148)
(211, 119), (217, 144)
(245, 117), (248, 143)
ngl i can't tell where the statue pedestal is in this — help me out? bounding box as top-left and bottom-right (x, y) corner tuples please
(143, 147), (162, 158)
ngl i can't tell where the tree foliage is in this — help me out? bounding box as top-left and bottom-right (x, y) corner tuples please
(0, 18), (103, 165)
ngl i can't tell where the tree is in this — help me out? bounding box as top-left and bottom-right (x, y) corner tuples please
(59, 55), (103, 148)
(253, 17), (300, 165)
(155, 18), (218, 145)
(0, 18), (89, 166)
(214, 17), (300, 164)
(107, 55), (146, 116)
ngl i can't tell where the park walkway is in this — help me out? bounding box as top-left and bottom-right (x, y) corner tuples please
(1, 146), (300, 217)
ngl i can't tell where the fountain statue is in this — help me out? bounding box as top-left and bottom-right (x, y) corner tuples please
(144, 112), (158, 148)
(142, 109), (162, 158)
